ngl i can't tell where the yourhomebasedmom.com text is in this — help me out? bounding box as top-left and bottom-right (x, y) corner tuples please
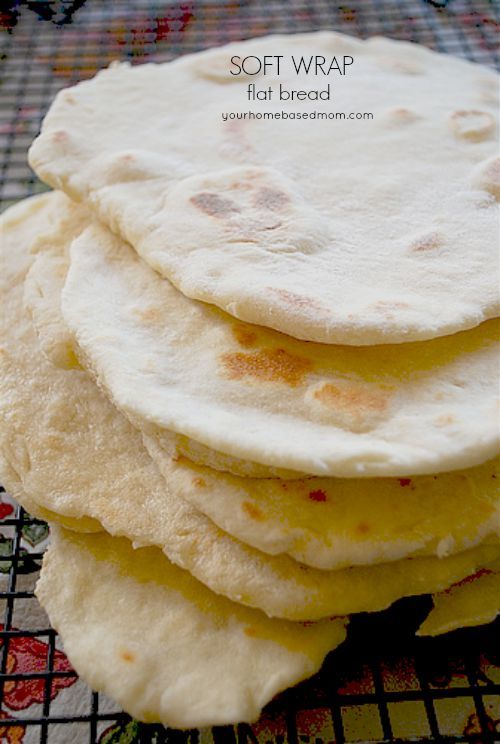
(221, 110), (374, 121)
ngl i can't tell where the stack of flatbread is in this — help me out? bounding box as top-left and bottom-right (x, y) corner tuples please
(1, 32), (499, 729)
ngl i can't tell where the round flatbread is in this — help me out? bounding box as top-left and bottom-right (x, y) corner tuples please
(36, 526), (347, 728)
(29, 33), (499, 344)
(146, 435), (500, 570)
(62, 221), (499, 478)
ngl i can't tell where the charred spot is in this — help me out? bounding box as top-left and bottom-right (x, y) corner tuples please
(253, 187), (290, 211)
(190, 192), (241, 217)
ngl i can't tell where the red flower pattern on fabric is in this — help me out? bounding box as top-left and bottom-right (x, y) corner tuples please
(0, 626), (77, 711)
(0, 502), (14, 520)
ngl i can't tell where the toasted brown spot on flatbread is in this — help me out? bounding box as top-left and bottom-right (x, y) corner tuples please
(268, 287), (327, 314)
(221, 348), (313, 387)
(449, 110), (495, 141)
(192, 477), (207, 488)
(232, 323), (258, 348)
(311, 381), (393, 432)
(387, 107), (419, 124)
(435, 414), (455, 427)
(190, 192), (241, 217)
(474, 157), (500, 200)
(52, 130), (68, 142)
(356, 522), (370, 535)
(409, 232), (444, 253)
(242, 501), (266, 521)
(120, 650), (135, 662)
(314, 382), (390, 414)
(133, 306), (163, 323)
(229, 180), (253, 191)
(253, 187), (290, 211)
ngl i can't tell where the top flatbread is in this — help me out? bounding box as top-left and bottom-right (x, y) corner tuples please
(29, 32), (499, 344)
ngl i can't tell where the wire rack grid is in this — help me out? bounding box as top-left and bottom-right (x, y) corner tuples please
(0, 1), (499, 742)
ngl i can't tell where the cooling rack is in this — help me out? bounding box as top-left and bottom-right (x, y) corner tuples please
(1, 1), (499, 742)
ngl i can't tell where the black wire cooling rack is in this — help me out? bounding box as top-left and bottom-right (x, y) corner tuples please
(1, 1), (499, 742)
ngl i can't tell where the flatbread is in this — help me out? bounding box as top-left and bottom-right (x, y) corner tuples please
(29, 33), (499, 345)
(146, 436), (500, 570)
(3, 194), (499, 621)
(62, 221), (499, 478)
(417, 566), (500, 636)
(36, 526), (347, 728)
(24, 208), (500, 570)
